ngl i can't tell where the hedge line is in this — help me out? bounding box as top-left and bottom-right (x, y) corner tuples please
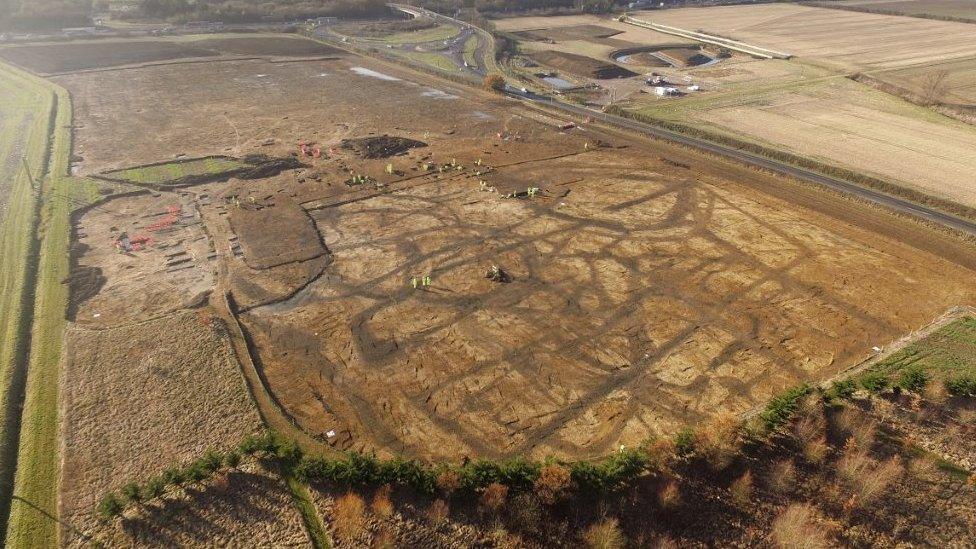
(97, 383), (817, 520)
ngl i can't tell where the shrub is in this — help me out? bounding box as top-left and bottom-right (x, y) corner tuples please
(436, 469), (461, 496)
(802, 437), (829, 465)
(161, 467), (185, 486)
(642, 437), (677, 472)
(767, 459), (796, 494)
(827, 379), (856, 400)
(534, 464), (573, 505)
(793, 412), (824, 446)
(860, 372), (889, 394)
(857, 456), (903, 504)
(333, 492), (366, 542)
(730, 470), (753, 507)
(770, 503), (830, 549)
(695, 412), (741, 470)
(479, 482), (508, 514)
(499, 457), (541, 490)
(657, 479), (680, 509)
(760, 385), (812, 431)
(483, 74), (506, 93)
(97, 492), (124, 520)
(898, 367), (929, 393)
(143, 476), (166, 500)
(120, 482), (142, 504)
(225, 450), (242, 468)
(945, 374), (976, 397)
(426, 498), (450, 525)
(583, 517), (626, 549)
(372, 484), (394, 518)
(673, 428), (695, 456)
(201, 450), (224, 474)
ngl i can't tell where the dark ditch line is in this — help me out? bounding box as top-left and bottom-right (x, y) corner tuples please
(0, 90), (59, 541)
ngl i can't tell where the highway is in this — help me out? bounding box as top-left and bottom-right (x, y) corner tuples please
(505, 90), (976, 238)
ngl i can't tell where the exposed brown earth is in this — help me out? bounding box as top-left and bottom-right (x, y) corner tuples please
(529, 50), (638, 79)
(57, 39), (976, 467)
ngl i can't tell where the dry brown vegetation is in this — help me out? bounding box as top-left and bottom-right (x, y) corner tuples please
(583, 517), (626, 549)
(59, 311), (263, 544)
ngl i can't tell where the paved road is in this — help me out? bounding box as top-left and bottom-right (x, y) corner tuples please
(506, 91), (976, 237)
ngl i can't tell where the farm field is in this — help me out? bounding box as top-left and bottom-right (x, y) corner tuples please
(865, 57), (976, 105)
(828, 0), (976, 20)
(630, 75), (976, 207)
(633, 4), (976, 71)
(0, 34), (340, 75)
(52, 42), (976, 465)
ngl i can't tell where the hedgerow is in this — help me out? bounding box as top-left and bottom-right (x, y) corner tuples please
(96, 385), (817, 519)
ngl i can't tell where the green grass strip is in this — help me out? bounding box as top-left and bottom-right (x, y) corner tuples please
(0, 63), (57, 542)
(3, 69), (74, 549)
(285, 475), (332, 549)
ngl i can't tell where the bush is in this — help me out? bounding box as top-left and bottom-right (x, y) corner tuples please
(479, 482), (508, 514)
(120, 482), (142, 504)
(898, 367), (929, 393)
(97, 492), (124, 520)
(225, 450), (242, 468)
(730, 470), (753, 507)
(483, 74), (506, 93)
(673, 428), (695, 457)
(695, 412), (741, 470)
(372, 484), (394, 518)
(426, 498), (450, 525)
(534, 464), (573, 505)
(334, 492), (366, 542)
(945, 374), (976, 397)
(583, 517), (626, 549)
(143, 477), (165, 500)
(658, 479), (680, 509)
(827, 379), (857, 400)
(770, 503), (830, 549)
(161, 467), (185, 486)
(860, 372), (889, 394)
(436, 469), (461, 496)
(760, 385), (812, 431)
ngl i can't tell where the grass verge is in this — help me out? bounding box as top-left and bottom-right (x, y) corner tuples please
(286, 475), (332, 549)
(0, 62), (57, 543)
(4, 68), (86, 547)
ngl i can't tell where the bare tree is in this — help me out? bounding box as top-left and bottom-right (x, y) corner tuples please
(921, 69), (950, 106)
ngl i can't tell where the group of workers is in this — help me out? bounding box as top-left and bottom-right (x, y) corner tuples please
(411, 275), (433, 289)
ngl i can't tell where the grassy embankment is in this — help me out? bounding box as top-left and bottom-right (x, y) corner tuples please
(2, 63), (101, 547)
(0, 62), (57, 542)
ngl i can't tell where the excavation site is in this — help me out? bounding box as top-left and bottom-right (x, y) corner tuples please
(44, 37), (974, 467)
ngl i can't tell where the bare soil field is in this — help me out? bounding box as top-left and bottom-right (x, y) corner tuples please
(495, 14), (689, 47)
(0, 34), (340, 75)
(56, 42), (976, 469)
(529, 50), (638, 79)
(830, 0), (976, 20)
(59, 311), (263, 544)
(635, 3), (976, 70)
(81, 461), (308, 547)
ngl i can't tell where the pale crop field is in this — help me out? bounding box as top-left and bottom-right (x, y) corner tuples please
(679, 78), (976, 206)
(635, 4), (976, 71)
